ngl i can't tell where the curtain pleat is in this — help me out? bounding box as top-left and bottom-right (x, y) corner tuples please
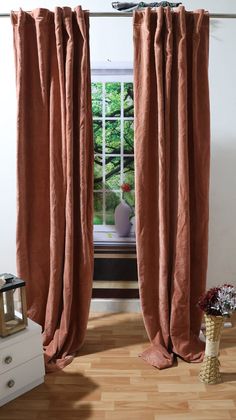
(133, 6), (210, 369)
(11, 7), (94, 372)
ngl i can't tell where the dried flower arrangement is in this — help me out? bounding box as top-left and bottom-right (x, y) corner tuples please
(198, 284), (236, 317)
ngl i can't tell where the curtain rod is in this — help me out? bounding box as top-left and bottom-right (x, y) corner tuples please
(0, 12), (236, 19)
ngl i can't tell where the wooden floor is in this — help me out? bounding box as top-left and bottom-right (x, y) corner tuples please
(1, 313), (236, 420)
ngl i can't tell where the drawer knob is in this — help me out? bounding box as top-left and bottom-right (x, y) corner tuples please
(4, 356), (13, 364)
(7, 379), (15, 388)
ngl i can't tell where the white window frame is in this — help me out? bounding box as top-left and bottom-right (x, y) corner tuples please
(92, 66), (135, 243)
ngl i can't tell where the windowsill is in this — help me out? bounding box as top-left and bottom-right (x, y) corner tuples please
(93, 228), (136, 247)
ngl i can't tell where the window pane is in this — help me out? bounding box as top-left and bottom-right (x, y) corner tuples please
(93, 120), (103, 154)
(124, 83), (134, 117)
(94, 192), (103, 225)
(92, 83), (102, 117)
(124, 120), (134, 154)
(105, 120), (120, 154)
(105, 191), (120, 225)
(105, 157), (120, 189)
(123, 157), (134, 189)
(105, 83), (121, 117)
(94, 155), (103, 190)
(123, 190), (135, 208)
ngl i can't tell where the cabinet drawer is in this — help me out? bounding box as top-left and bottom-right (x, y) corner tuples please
(0, 355), (44, 399)
(0, 334), (43, 374)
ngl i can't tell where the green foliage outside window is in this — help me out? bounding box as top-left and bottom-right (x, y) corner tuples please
(92, 83), (102, 117)
(105, 83), (121, 117)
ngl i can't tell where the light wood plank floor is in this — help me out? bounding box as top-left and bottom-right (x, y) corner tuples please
(0, 313), (236, 420)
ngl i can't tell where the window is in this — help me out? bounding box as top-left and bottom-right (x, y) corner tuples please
(92, 71), (134, 242)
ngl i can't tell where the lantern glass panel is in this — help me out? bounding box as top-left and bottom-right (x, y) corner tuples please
(0, 275), (27, 337)
(3, 289), (22, 328)
(4, 289), (23, 319)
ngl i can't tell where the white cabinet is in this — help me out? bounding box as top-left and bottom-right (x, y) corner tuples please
(0, 318), (45, 406)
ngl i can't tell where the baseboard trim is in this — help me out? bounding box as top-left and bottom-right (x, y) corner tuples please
(90, 298), (141, 313)
(89, 300), (234, 326)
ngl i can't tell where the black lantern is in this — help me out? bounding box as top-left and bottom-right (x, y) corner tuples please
(0, 273), (28, 337)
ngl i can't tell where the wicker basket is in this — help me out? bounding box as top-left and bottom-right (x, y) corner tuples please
(199, 314), (224, 384)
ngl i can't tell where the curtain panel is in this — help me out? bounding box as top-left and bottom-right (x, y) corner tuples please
(133, 6), (210, 369)
(11, 7), (94, 372)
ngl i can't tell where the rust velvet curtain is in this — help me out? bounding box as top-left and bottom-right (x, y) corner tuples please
(133, 6), (210, 369)
(11, 7), (94, 371)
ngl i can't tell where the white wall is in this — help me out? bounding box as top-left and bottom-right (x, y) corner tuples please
(0, 1), (235, 287)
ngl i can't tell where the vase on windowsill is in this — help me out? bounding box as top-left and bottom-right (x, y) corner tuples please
(114, 199), (132, 237)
